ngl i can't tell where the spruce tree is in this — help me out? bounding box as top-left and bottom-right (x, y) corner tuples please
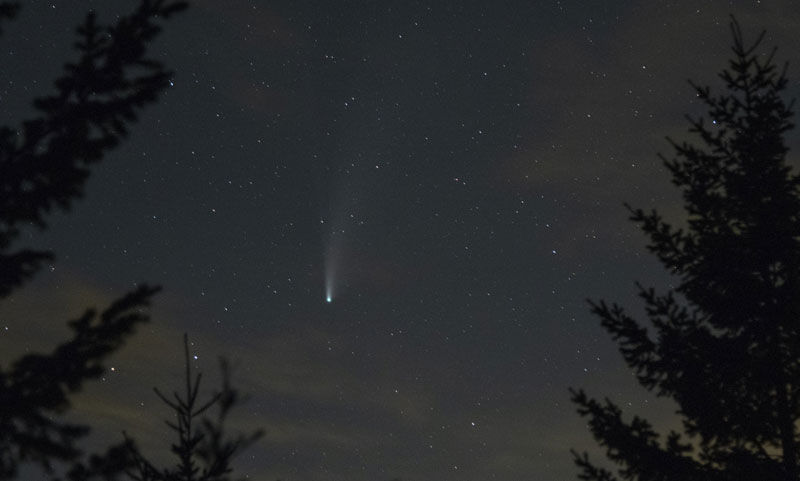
(0, 1), (186, 478)
(122, 335), (263, 481)
(571, 19), (800, 481)
(0, 3), (264, 480)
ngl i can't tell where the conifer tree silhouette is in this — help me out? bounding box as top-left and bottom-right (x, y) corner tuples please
(122, 335), (263, 481)
(0, 1), (186, 479)
(572, 18), (800, 481)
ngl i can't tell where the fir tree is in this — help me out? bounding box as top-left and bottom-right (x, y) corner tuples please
(122, 335), (263, 481)
(0, 1), (186, 478)
(0, 3), (263, 480)
(571, 18), (800, 481)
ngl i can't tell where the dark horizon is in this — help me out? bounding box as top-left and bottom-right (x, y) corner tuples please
(2, 1), (800, 480)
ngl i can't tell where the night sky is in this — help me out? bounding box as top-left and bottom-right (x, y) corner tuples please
(2, 1), (800, 480)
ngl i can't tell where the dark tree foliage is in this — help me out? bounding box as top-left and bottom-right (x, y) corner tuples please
(0, 1), (186, 479)
(0, 0), (187, 297)
(122, 335), (263, 481)
(571, 19), (800, 481)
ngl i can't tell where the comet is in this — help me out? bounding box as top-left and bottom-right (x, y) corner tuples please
(324, 220), (341, 304)
(324, 252), (336, 304)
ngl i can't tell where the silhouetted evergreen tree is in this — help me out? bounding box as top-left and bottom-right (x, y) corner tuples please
(571, 18), (800, 481)
(122, 335), (263, 481)
(0, 1), (186, 479)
